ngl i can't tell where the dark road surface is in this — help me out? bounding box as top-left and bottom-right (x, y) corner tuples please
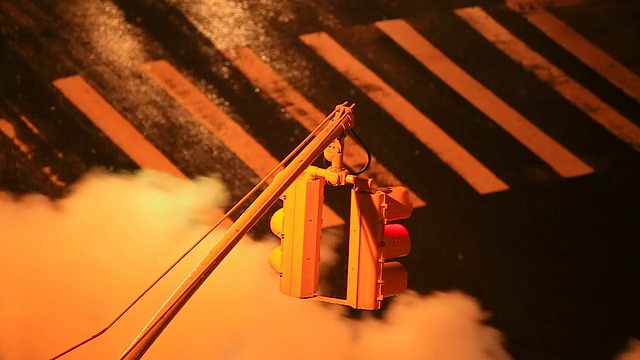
(1, 0), (639, 359)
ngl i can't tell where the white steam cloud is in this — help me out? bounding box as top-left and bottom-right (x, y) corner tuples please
(0, 170), (511, 359)
(616, 339), (640, 360)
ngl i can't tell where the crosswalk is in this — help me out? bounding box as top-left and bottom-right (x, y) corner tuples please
(2, 2), (639, 226)
(455, 6), (640, 151)
(508, 6), (640, 103)
(140, 59), (343, 227)
(375, 18), (593, 178)
(0, 118), (66, 187)
(300, 31), (511, 195)
(53, 76), (185, 179)
(222, 46), (427, 208)
(52, 75), (233, 226)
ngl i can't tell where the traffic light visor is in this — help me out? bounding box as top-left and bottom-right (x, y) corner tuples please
(381, 262), (408, 297)
(382, 186), (413, 221)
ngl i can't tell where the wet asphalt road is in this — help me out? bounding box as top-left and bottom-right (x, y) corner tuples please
(1, 0), (639, 359)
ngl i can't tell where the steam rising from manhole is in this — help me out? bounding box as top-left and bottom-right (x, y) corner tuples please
(0, 170), (511, 359)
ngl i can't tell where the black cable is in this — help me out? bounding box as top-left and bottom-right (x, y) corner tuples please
(347, 128), (371, 175)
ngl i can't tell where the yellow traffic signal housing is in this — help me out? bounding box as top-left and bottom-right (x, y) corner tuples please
(269, 173), (325, 298)
(347, 186), (412, 310)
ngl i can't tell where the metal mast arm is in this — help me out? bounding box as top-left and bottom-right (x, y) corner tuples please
(120, 104), (355, 359)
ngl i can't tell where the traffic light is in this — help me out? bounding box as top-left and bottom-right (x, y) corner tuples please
(269, 173), (325, 298)
(346, 185), (412, 310)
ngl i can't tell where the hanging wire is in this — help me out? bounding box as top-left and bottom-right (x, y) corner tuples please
(50, 108), (341, 359)
(347, 128), (371, 175)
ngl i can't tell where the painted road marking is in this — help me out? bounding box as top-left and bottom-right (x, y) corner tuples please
(455, 6), (640, 152)
(140, 60), (344, 227)
(0, 118), (66, 186)
(223, 46), (427, 207)
(300, 31), (509, 194)
(53, 76), (232, 226)
(376, 19), (593, 178)
(505, 0), (588, 9)
(53, 75), (232, 228)
(0, 120), (31, 156)
(18, 115), (66, 160)
(509, 6), (640, 103)
(53, 76), (185, 178)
